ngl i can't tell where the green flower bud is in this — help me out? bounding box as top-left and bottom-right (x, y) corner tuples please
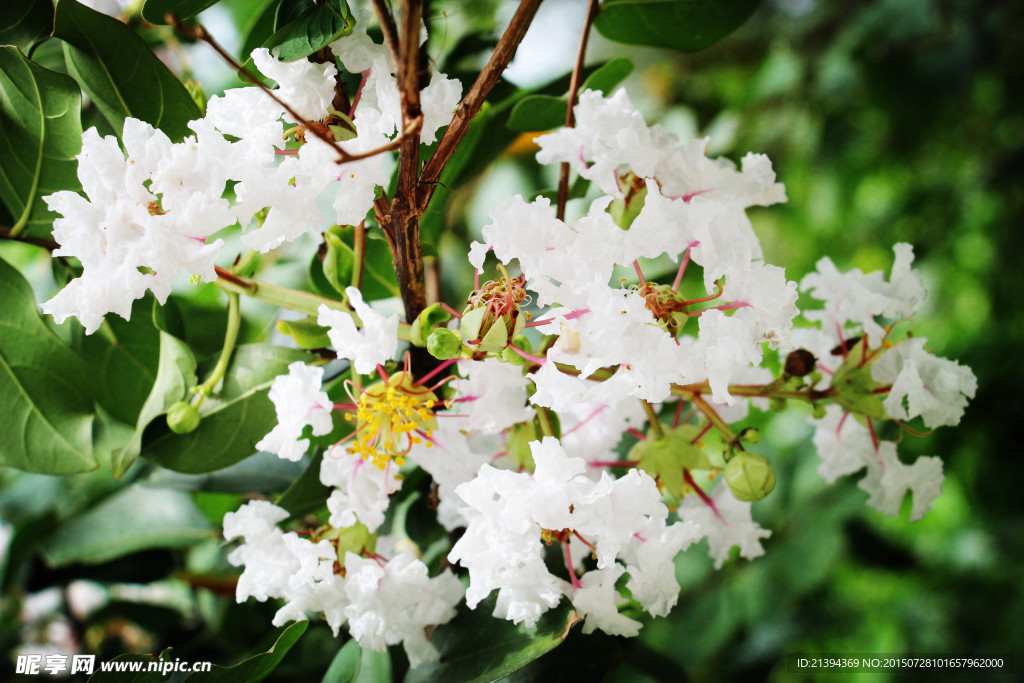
(811, 402), (827, 419)
(770, 397), (788, 412)
(333, 522), (375, 562)
(427, 328), (463, 360)
(724, 451), (776, 502)
(411, 302), (452, 347)
(167, 401), (200, 434)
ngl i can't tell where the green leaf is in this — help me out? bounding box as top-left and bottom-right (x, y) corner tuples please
(265, 0), (354, 62)
(187, 621), (307, 683)
(144, 450), (306, 493)
(579, 56), (634, 94)
(275, 450), (331, 519)
(507, 94), (566, 132)
(43, 485), (214, 566)
(323, 639), (391, 683)
(111, 331), (197, 478)
(0, 256), (96, 474)
(594, 0), (760, 53)
(0, 0), (53, 53)
(53, 0), (201, 140)
(142, 0), (221, 24)
(142, 344), (310, 474)
(0, 46), (83, 238)
(405, 598), (577, 683)
(323, 229), (355, 295)
(80, 297), (163, 427)
(239, 0), (283, 61)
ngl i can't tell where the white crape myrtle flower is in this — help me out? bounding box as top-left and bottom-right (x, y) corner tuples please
(447, 358), (535, 434)
(570, 565), (642, 637)
(256, 362), (334, 462)
(620, 517), (701, 617)
(810, 404), (879, 484)
(559, 398), (645, 468)
(449, 437), (693, 634)
(251, 48), (338, 122)
(342, 551), (464, 667)
(42, 123), (227, 334)
(318, 288), (399, 374)
(678, 483), (771, 569)
(320, 449), (402, 532)
(223, 501), (299, 603)
(857, 443), (945, 522)
(872, 336), (978, 428)
(808, 407), (946, 521)
(801, 242), (926, 342)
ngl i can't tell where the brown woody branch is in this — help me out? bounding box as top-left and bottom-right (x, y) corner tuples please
(417, 0), (543, 212)
(0, 226), (58, 251)
(556, 0), (599, 221)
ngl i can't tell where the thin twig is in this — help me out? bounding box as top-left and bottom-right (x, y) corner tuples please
(0, 226), (59, 251)
(417, 0), (543, 211)
(556, 0), (599, 221)
(371, 0), (401, 68)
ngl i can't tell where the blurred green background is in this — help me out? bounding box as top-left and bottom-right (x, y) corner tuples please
(2, 0), (1021, 680)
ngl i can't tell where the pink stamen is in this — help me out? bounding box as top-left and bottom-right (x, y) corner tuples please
(447, 395), (480, 404)
(690, 422), (712, 445)
(626, 427), (646, 440)
(866, 417), (879, 453)
(274, 149), (299, 156)
(439, 302), (463, 320)
(375, 364), (390, 383)
(817, 362), (834, 376)
(587, 459), (639, 468)
(186, 235), (207, 244)
(836, 410), (851, 442)
(672, 400), (685, 429)
(333, 402), (358, 410)
(672, 187), (717, 203)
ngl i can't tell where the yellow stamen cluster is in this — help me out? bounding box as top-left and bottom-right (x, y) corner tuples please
(344, 371), (439, 470)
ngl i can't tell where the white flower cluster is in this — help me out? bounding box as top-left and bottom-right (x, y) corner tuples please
(42, 12), (461, 334)
(223, 500), (462, 667)
(472, 88), (797, 407)
(799, 244), (977, 520)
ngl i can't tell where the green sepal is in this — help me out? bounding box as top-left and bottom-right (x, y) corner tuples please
(831, 338), (888, 420)
(460, 306), (487, 342)
(411, 302), (452, 346)
(631, 424), (713, 497)
(478, 314), (512, 352)
(608, 172), (649, 230)
(275, 317), (332, 349)
(324, 521), (375, 563)
(506, 421), (538, 471)
(503, 334), (533, 365)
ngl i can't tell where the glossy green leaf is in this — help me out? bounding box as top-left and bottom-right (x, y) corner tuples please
(274, 450), (331, 519)
(111, 331), (197, 478)
(44, 485), (214, 566)
(579, 57), (634, 94)
(0, 46), (82, 238)
(144, 451), (305, 494)
(322, 639), (392, 683)
(53, 0), (201, 140)
(0, 256), (96, 474)
(265, 0), (354, 62)
(80, 297), (163, 427)
(142, 344), (310, 474)
(405, 598), (577, 683)
(239, 0), (283, 61)
(507, 94), (566, 132)
(0, 0), (53, 53)
(323, 229), (355, 295)
(186, 621), (307, 682)
(594, 0), (760, 53)
(142, 0), (221, 24)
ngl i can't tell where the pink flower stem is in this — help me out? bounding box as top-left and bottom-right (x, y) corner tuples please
(626, 427), (646, 440)
(633, 260), (647, 285)
(587, 459), (639, 468)
(683, 468), (725, 522)
(333, 402), (358, 410)
(439, 302), (463, 319)
(526, 308), (591, 328)
(274, 149), (299, 155)
(413, 357), (457, 386)
(563, 542), (583, 590)
(690, 422), (713, 445)
(350, 69), (370, 113)
(671, 249), (692, 292)
(866, 417), (879, 453)
(562, 404), (607, 437)
(507, 343), (547, 365)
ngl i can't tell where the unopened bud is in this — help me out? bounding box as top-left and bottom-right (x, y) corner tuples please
(785, 349), (816, 377)
(724, 451), (776, 502)
(167, 401), (200, 434)
(427, 328), (463, 360)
